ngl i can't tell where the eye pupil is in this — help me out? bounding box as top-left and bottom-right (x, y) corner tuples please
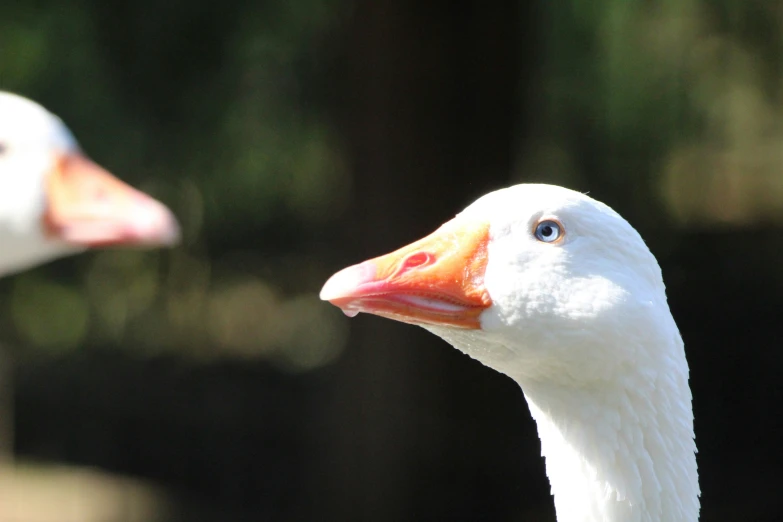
(535, 220), (562, 243)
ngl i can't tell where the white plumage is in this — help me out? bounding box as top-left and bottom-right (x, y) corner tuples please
(321, 184), (699, 521)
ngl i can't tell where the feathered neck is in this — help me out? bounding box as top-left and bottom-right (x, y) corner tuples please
(517, 339), (699, 522)
(428, 325), (700, 522)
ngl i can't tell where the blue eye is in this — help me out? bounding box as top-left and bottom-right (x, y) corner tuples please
(534, 220), (562, 243)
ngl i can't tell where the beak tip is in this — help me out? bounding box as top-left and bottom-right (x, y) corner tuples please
(133, 199), (181, 247)
(159, 210), (182, 247)
(320, 261), (376, 303)
(319, 271), (348, 303)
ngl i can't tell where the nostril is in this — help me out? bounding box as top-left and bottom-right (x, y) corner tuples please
(402, 252), (433, 270)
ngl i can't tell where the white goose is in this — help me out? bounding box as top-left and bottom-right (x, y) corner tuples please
(0, 91), (179, 277)
(321, 184), (699, 522)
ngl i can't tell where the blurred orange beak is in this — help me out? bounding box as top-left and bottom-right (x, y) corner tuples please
(42, 153), (180, 247)
(320, 219), (492, 329)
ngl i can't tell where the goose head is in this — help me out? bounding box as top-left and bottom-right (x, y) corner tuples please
(0, 92), (179, 276)
(321, 184), (699, 521)
(320, 184), (668, 382)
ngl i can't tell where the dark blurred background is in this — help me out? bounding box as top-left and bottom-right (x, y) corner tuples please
(1, 1), (781, 521)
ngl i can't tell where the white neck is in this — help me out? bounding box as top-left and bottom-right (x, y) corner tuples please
(428, 326), (700, 522)
(517, 349), (699, 522)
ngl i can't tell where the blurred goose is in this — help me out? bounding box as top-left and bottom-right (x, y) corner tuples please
(0, 92), (179, 277)
(321, 184), (699, 522)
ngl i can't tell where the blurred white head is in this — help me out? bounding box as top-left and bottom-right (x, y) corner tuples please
(0, 92), (180, 276)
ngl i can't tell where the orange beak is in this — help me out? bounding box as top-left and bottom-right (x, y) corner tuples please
(42, 153), (180, 247)
(320, 219), (492, 329)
